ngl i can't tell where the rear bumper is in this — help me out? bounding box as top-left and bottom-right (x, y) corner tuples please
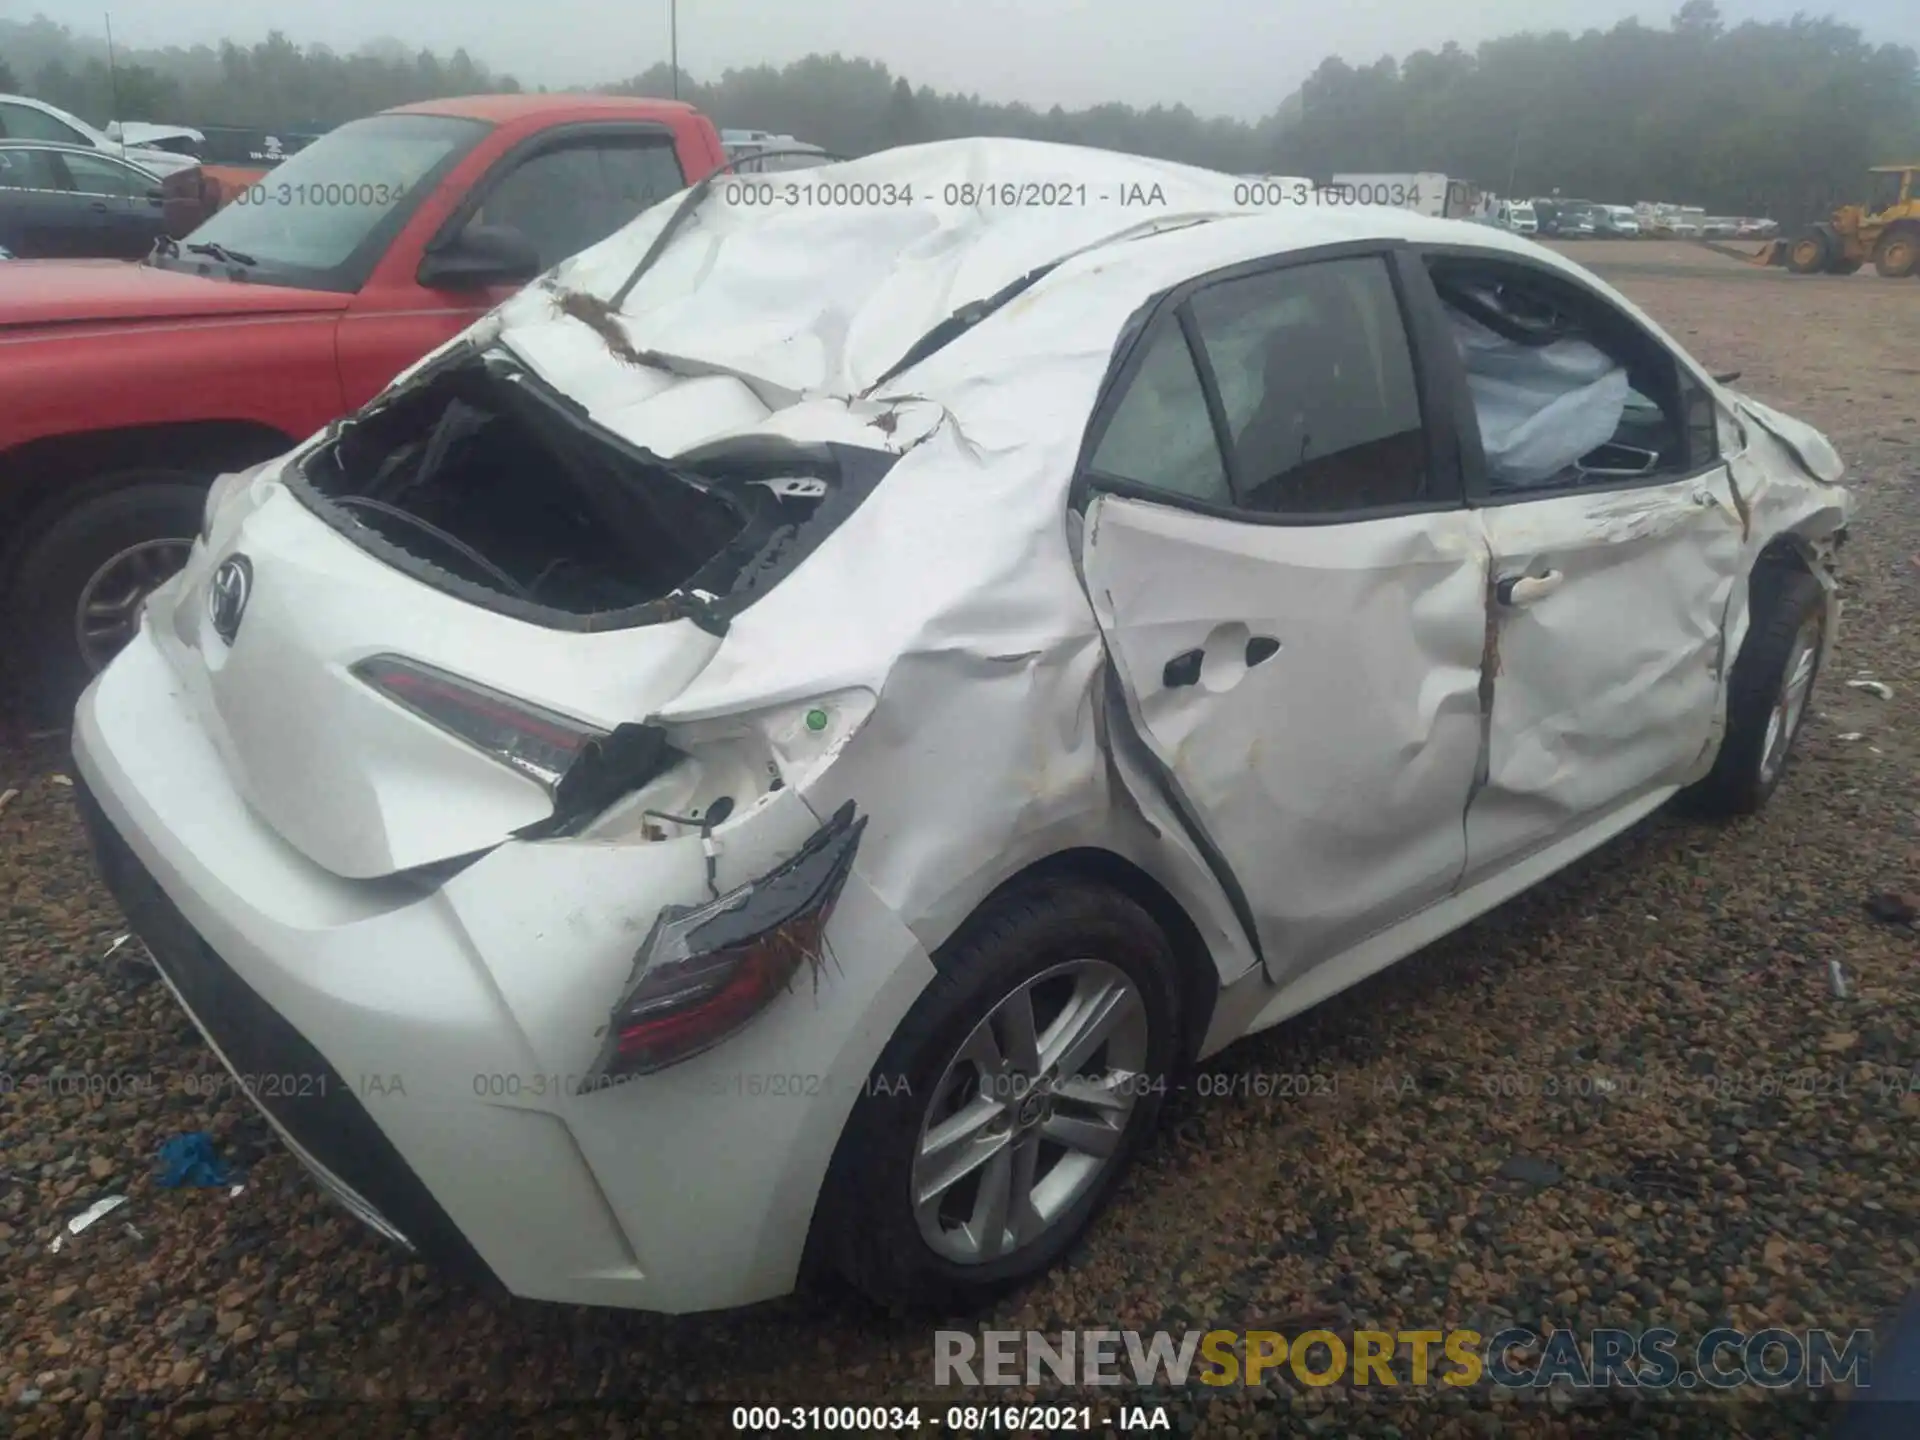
(77, 778), (498, 1286)
(73, 621), (937, 1312)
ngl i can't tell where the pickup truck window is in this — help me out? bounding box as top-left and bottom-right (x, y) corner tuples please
(152, 112), (490, 293)
(462, 138), (686, 271)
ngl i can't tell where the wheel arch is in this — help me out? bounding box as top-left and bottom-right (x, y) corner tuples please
(0, 420), (297, 577)
(936, 846), (1221, 1067)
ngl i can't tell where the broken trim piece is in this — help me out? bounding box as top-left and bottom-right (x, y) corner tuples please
(582, 800), (868, 1082)
(516, 722), (682, 841)
(1098, 663), (1265, 973)
(1732, 398), (1844, 486)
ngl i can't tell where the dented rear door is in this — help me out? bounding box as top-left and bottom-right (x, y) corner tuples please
(1077, 249), (1486, 987)
(1084, 497), (1487, 985)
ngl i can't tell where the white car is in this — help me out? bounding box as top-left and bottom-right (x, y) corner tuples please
(105, 120), (206, 156)
(1499, 200), (1538, 234)
(74, 138), (1850, 1315)
(1601, 204), (1642, 236)
(0, 94), (199, 176)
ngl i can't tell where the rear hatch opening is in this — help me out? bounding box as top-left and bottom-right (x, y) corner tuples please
(291, 345), (888, 633)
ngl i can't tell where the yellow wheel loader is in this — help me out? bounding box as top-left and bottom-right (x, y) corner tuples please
(1742, 165), (1920, 276)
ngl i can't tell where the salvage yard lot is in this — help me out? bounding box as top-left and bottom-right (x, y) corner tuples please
(2, 238), (1915, 1436)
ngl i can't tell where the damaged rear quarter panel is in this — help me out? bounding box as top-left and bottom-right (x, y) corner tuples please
(646, 372), (1260, 988)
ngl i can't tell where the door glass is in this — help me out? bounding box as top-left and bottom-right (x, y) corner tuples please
(58, 151), (146, 197)
(0, 147), (65, 190)
(1087, 323), (1232, 505)
(1188, 256), (1428, 514)
(598, 144), (688, 218)
(0, 102), (90, 145)
(467, 140), (685, 271)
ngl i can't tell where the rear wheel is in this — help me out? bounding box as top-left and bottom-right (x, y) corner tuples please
(1681, 566), (1828, 817)
(1872, 229), (1918, 279)
(1, 475), (206, 726)
(822, 881), (1181, 1311)
(1785, 229), (1832, 274)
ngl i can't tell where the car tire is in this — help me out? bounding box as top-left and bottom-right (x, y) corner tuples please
(821, 879), (1181, 1312)
(1679, 564), (1828, 818)
(2, 475), (206, 726)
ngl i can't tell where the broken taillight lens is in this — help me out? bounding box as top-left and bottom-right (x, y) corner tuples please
(585, 801), (866, 1081)
(352, 654), (606, 791)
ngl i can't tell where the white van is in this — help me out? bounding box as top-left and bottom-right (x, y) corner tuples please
(1499, 200), (1538, 234)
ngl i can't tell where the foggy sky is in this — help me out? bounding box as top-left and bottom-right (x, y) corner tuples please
(27, 0), (1920, 121)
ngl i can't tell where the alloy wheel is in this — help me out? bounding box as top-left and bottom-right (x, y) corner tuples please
(73, 537), (194, 673)
(1758, 608), (1823, 787)
(911, 958), (1149, 1265)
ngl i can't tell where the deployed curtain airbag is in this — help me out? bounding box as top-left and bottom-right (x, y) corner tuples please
(1446, 307), (1628, 488)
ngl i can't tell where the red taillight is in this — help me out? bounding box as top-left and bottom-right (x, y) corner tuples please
(585, 801), (866, 1080)
(352, 654), (604, 790)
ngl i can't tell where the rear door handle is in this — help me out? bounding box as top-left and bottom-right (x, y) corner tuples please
(89, 200), (109, 212)
(1495, 570), (1564, 608)
(1163, 649), (1203, 688)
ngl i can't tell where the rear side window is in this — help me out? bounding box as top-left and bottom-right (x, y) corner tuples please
(57, 151), (148, 197)
(0, 148), (63, 190)
(1087, 322), (1233, 506)
(1187, 256), (1428, 514)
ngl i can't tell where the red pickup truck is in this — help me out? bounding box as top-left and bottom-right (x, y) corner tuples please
(0, 93), (727, 720)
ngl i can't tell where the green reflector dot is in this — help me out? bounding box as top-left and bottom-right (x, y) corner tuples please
(805, 708), (829, 732)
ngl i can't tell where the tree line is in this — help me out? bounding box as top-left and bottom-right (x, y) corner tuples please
(3, 3), (1915, 224)
(0, 16), (518, 131)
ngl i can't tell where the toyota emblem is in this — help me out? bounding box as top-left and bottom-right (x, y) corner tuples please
(207, 555), (253, 644)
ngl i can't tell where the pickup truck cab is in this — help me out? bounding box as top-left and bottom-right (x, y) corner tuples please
(0, 93), (727, 718)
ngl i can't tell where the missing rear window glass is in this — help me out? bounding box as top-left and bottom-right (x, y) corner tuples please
(293, 348), (893, 631)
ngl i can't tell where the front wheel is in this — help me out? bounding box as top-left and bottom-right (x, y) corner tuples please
(2, 476), (206, 725)
(1873, 230), (1918, 279)
(1785, 229), (1832, 275)
(1681, 566), (1829, 817)
(821, 881), (1181, 1311)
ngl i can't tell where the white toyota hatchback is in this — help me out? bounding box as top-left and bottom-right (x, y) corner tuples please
(75, 139), (1850, 1315)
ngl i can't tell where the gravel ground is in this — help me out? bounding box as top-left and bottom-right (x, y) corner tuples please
(2, 250), (1916, 1439)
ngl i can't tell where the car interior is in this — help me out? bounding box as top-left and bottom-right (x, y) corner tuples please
(1425, 256), (1695, 492)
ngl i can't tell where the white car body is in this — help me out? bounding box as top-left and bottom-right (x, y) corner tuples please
(1499, 201), (1538, 234)
(75, 138), (1850, 1314)
(0, 94), (199, 176)
(1603, 205), (1641, 235)
(107, 120), (206, 153)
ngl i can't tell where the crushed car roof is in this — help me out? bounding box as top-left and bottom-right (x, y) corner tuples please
(490, 137), (1681, 411)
